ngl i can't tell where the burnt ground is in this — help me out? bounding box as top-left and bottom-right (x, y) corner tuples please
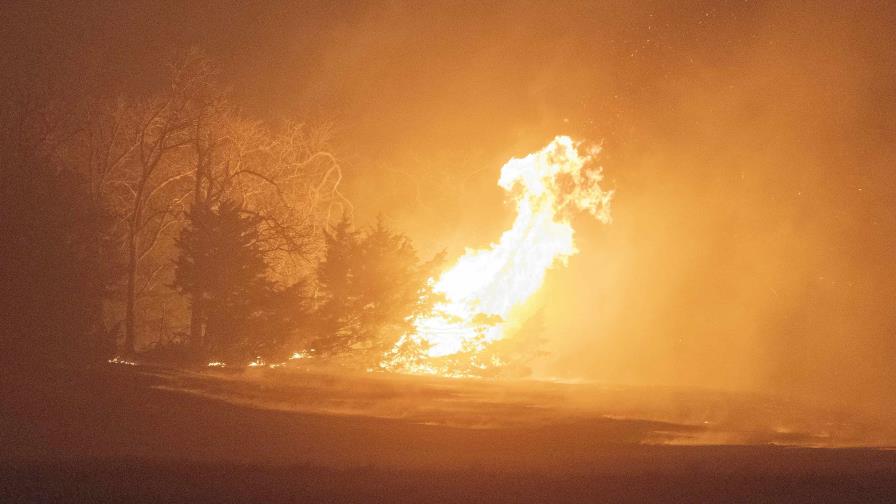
(1, 364), (895, 503)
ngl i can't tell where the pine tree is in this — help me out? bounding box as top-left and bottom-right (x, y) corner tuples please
(311, 215), (360, 355)
(353, 217), (443, 356)
(173, 200), (275, 361)
(309, 216), (442, 362)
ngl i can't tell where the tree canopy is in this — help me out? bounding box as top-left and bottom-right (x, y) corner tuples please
(308, 216), (443, 364)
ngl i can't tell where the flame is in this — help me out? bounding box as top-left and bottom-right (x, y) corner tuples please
(385, 136), (612, 374)
(289, 350), (314, 360)
(108, 356), (137, 366)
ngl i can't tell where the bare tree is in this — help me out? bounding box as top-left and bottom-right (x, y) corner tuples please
(94, 53), (216, 354)
(60, 49), (351, 356)
(180, 111), (351, 353)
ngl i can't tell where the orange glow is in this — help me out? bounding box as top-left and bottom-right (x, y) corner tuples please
(383, 136), (612, 375)
(289, 350), (314, 360)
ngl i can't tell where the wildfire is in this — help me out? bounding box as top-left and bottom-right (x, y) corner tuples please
(385, 136), (613, 374)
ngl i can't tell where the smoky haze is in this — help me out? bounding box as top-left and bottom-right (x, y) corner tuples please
(4, 0), (895, 412)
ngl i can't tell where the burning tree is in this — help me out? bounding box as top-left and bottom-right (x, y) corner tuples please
(1, 47), (608, 378)
(383, 136), (613, 376)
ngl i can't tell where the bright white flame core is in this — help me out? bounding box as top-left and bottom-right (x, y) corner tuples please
(404, 135), (612, 361)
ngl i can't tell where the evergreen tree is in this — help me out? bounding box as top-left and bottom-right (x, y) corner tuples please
(173, 200), (275, 361)
(309, 216), (442, 362)
(353, 218), (443, 356)
(265, 278), (314, 357)
(311, 215), (360, 355)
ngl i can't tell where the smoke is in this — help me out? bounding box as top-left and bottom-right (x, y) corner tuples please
(6, 1), (896, 415)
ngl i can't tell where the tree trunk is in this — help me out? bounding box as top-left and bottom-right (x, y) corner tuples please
(190, 296), (204, 354)
(189, 147), (206, 356)
(123, 232), (137, 356)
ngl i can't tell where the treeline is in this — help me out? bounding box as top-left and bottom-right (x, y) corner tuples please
(0, 50), (440, 368)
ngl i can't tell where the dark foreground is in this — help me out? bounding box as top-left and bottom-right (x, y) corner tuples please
(4, 458), (895, 504)
(2, 365), (894, 503)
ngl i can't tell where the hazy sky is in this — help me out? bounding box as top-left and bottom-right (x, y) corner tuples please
(5, 1), (895, 408)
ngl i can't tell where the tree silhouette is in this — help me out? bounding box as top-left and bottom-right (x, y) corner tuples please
(0, 75), (123, 366)
(311, 215), (360, 355)
(173, 200), (275, 361)
(309, 216), (443, 363)
(353, 218), (444, 356)
(1, 158), (121, 365)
